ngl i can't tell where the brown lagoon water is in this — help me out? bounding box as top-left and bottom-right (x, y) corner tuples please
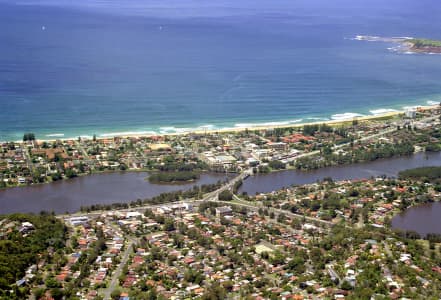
(0, 172), (228, 214)
(3, 151), (441, 232)
(238, 152), (441, 236)
(239, 152), (441, 195)
(391, 202), (441, 237)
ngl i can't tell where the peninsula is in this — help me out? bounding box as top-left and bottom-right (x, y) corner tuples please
(354, 35), (441, 54)
(406, 38), (441, 54)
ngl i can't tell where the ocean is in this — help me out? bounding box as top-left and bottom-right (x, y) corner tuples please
(1, 0), (441, 141)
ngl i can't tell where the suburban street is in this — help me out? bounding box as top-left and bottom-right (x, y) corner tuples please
(102, 236), (138, 300)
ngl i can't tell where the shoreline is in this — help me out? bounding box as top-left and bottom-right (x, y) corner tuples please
(389, 195), (441, 238)
(5, 104), (438, 144)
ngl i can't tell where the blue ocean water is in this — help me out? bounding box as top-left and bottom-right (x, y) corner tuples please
(1, 0), (441, 140)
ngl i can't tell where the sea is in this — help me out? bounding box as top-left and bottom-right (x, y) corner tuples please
(1, 0), (441, 141)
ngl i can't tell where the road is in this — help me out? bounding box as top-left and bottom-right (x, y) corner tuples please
(74, 140), (91, 161)
(229, 195), (334, 227)
(96, 170), (252, 299)
(102, 236), (137, 300)
(327, 265), (342, 284)
(383, 241), (393, 258)
(203, 168), (253, 200)
(60, 115), (441, 222)
(58, 169), (252, 220)
(292, 114), (438, 161)
(290, 126), (397, 162)
(58, 167), (333, 229)
(23, 144), (35, 173)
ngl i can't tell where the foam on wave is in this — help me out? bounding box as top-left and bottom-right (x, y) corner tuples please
(234, 119), (303, 128)
(369, 108), (398, 115)
(331, 113), (364, 120)
(306, 117), (330, 121)
(99, 131), (157, 137)
(427, 100), (440, 106)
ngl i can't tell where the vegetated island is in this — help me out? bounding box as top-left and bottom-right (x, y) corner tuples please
(147, 171), (200, 184)
(398, 166), (441, 182)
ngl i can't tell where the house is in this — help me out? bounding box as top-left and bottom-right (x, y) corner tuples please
(405, 108), (416, 119)
(282, 134), (315, 144)
(214, 155), (237, 167)
(215, 206), (233, 219)
(19, 222), (35, 234)
(267, 142), (288, 152)
(148, 143), (172, 152)
(246, 157), (260, 166)
(68, 216), (89, 226)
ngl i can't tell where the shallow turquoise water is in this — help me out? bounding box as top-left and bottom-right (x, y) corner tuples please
(1, 0), (441, 140)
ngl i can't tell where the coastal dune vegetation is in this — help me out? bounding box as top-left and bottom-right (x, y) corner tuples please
(399, 166), (441, 182)
(408, 38), (441, 48)
(405, 38), (441, 53)
(147, 171), (200, 183)
(146, 155), (208, 183)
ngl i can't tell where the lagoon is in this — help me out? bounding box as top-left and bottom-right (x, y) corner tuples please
(0, 172), (227, 214)
(3, 152), (441, 215)
(239, 152), (441, 195)
(391, 202), (441, 237)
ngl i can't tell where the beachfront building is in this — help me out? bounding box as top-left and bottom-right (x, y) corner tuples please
(405, 109), (416, 119)
(215, 206), (233, 219)
(267, 141), (288, 152)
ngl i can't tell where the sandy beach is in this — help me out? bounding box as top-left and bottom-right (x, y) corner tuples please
(22, 104), (438, 144)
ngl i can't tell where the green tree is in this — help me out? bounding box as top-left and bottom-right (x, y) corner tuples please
(341, 280), (353, 291)
(23, 132), (36, 141)
(201, 282), (227, 300)
(51, 288), (64, 300)
(163, 218), (175, 231)
(111, 288), (121, 300)
(268, 160), (286, 170)
(65, 168), (77, 179)
(33, 288), (45, 299)
(218, 190), (233, 201)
